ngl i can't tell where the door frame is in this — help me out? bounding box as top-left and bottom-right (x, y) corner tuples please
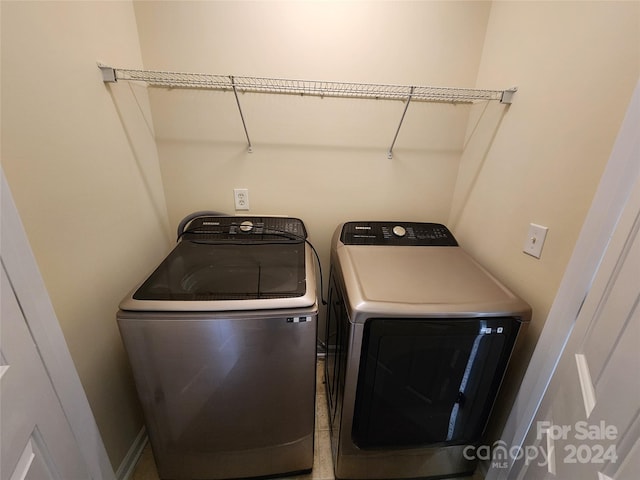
(486, 79), (640, 479)
(1, 170), (115, 480)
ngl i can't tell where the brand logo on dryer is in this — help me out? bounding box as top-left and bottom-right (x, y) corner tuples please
(480, 327), (504, 334)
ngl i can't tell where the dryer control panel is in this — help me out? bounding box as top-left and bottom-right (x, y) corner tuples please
(340, 221), (458, 246)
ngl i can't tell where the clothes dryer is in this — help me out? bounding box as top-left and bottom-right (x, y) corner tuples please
(325, 221), (530, 479)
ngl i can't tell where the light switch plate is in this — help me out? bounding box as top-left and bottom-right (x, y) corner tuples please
(523, 223), (548, 259)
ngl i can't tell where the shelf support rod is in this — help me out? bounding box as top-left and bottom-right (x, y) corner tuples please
(388, 86), (414, 159)
(230, 76), (253, 153)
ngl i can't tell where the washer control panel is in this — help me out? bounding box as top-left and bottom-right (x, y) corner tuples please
(183, 216), (306, 241)
(340, 221), (458, 246)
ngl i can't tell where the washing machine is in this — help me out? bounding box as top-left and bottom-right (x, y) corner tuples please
(117, 215), (318, 480)
(325, 221), (531, 479)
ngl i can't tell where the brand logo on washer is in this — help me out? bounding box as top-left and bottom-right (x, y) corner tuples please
(354, 226), (371, 230)
(286, 316), (311, 323)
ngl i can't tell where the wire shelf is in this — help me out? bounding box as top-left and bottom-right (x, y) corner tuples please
(99, 64), (515, 157)
(103, 66), (511, 104)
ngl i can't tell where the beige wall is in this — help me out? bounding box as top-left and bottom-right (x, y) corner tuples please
(450, 1), (640, 436)
(1, 0), (170, 471)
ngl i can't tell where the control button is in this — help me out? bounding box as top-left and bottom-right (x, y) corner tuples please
(239, 221), (254, 232)
(392, 225), (407, 237)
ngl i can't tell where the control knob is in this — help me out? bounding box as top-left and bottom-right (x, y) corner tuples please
(239, 221), (254, 232)
(392, 225), (407, 237)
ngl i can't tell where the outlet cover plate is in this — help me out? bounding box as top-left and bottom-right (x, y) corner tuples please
(234, 188), (250, 210)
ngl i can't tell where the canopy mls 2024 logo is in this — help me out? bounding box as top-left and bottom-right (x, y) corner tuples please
(464, 420), (618, 470)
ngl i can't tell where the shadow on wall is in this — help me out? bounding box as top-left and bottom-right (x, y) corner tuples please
(449, 101), (510, 230)
(106, 82), (171, 238)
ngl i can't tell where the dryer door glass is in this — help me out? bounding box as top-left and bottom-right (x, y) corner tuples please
(352, 317), (520, 449)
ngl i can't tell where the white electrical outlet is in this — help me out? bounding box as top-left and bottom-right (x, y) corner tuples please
(523, 223), (548, 259)
(233, 188), (250, 210)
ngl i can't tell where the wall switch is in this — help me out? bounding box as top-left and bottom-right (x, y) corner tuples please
(523, 223), (548, 259)
(233, 188), (250, 210)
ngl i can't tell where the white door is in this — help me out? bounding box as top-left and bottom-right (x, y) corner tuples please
(517, 174), (640, 480)
(1, 265), (91, 479)
(0, 170), (115, 480)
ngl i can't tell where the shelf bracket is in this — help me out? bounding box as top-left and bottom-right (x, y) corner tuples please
(388, 86), (414, 159)
(230, 76), (253, 153)
(500, 87), (518, 104)
(98, 63), (117, 83)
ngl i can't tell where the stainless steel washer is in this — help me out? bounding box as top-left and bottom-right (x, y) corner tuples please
(117, 215), (317, 480)
(325, 221), (531, 479)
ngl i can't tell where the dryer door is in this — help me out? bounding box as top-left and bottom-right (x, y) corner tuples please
(352, 317), (520, 449)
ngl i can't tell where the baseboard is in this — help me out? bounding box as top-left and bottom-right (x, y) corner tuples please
(115, 426), (148, 480)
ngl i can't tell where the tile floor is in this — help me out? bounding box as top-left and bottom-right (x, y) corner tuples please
(131, 359), (483, 480)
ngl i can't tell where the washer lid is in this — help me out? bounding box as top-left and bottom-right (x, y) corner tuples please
(119, 216), (316, 312)
(134, 241), (306, 301)
(337, 245), (530, 318)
